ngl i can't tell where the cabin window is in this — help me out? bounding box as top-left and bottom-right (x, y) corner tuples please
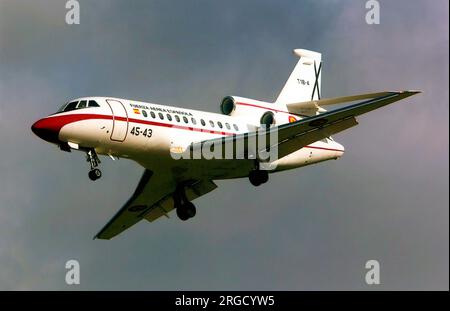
(191, 118), (197, 125)
(201, 119), (206, 126)
(150, 111), (156, 118)
(217, 121), (223, 129)
(183, 116), (188, 123)
(175, 115), (180, 122)
(225, 123), (231, 130)
(158, 113), (164, 120)
(233, 124), (239, 131)
(167, 114), (172, 121)
(142, 110), (148, 118)
(209, 120), (215, 127)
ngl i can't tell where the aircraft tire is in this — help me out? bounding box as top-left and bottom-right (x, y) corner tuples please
(184, 202), (197, 218)
(89, 169), (102, 181)
(176, 206), (190, 221)
(249, 170), (268, 186)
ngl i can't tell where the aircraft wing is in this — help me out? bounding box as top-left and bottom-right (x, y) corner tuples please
(94, 169), (217, 240)
(286, 91), (394, 110)
(94, 170), (172, 240)
(189, 91), (420, 161)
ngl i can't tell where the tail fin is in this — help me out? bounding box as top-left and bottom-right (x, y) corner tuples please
(275, 49), (322, 105)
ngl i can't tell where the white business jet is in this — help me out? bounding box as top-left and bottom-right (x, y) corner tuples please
(31, 49), (420, 239)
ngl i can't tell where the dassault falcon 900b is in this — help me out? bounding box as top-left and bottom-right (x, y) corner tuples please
(31, 49), (420, 239)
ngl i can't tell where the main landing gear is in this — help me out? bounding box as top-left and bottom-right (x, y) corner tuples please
(174, 185), (196, 221)
(248, 169), (269, 187)
(86, 149), (102, 181)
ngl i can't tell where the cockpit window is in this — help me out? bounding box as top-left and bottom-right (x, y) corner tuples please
(88, 100), (100, 107)
(63, 101), (79, 112)
(77, 100), (87, 108)
(57, 103), (68, 113)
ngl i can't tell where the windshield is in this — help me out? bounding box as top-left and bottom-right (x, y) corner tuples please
(56, 100), (100, 113)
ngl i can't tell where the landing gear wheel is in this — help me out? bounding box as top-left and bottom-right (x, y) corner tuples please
(88, 168), (102, 181)
(249, 170), (268, 186)
(86, 149), (102, 181)
(176, 206), (190, 221)
(174, 184), (198, 220)
(184, 202), (197, 218)
(260, 170), (269, 184)
(249, 176), (261, 187)
(176, 202), (197, 220)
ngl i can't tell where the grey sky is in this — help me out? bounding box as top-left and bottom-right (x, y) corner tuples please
(0, 0), (448, 290)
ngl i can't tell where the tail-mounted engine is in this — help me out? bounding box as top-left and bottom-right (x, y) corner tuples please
(220, 96), (283, 127)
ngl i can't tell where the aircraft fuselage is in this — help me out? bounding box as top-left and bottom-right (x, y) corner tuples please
(32, 96), (344, 181)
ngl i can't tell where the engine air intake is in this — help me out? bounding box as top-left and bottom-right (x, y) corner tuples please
(260, 111), (275, 127)
(220, 96), (236, 115)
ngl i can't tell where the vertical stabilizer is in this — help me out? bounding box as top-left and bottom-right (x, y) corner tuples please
(275, 49), (322, 105)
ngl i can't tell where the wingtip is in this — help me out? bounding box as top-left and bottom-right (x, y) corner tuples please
(93, 235), (109, 240)
(401, 90), (422, 95)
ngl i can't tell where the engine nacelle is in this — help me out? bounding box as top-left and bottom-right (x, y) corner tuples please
(220, 96), (293, 127)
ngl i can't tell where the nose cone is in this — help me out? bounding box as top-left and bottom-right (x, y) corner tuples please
(31, 118), (60, 143)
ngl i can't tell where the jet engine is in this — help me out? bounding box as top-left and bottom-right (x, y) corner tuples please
(220, 96), (282, 127)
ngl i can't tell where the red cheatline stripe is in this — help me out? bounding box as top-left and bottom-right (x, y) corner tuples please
(44, 113), (111, 132)
(303, 145), (344, 152)
(46, 113), (344, 152)
(235, 102), (308, 118)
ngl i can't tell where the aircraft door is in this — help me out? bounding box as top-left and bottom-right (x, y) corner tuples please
(106, 99), (129, 142)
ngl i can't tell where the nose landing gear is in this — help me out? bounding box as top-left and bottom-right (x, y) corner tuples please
(86, 149), (102, 181)
(174, 185), (197, 221)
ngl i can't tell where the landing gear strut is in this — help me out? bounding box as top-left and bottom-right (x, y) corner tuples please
(174, 185), (196, 221)
(86, 149), (102, 181)
(249, 170), (269, 186)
